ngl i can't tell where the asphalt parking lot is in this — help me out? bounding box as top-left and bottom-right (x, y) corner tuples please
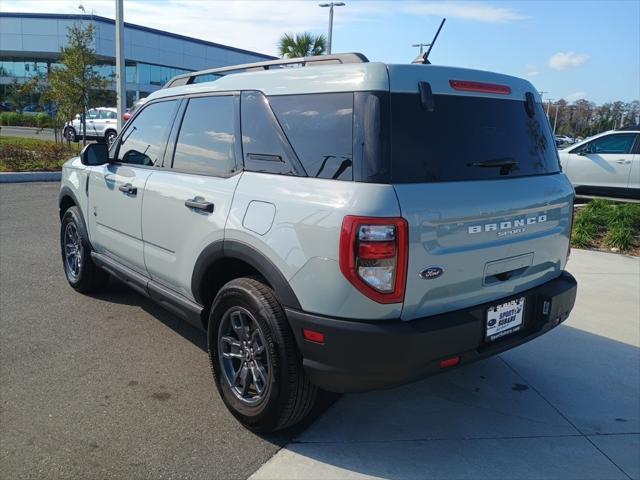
(1, 182), (639, 480)
(0, 183), (302, 479)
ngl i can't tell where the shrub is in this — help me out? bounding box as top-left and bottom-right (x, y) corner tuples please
(571, 200), (640, 253)
(0, 136), (79, 172)
(35, 112), (52, 128)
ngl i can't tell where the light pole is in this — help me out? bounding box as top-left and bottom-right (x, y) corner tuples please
(319, 2), (345, 55)
(115, 0), (126, 131)
(412, 43), (430, 55)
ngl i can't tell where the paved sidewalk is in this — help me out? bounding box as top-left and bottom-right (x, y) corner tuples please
(251, 249), (640, 480)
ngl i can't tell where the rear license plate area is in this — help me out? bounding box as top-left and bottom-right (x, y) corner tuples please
(485, 297), (525, 342)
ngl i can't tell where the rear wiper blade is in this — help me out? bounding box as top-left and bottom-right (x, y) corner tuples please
(468, 158), (518, 168)
(468, 158), (519, 176)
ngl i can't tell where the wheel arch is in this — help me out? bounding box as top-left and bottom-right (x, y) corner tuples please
(192, 240), (302, 327)
(59, 186), (80, 220)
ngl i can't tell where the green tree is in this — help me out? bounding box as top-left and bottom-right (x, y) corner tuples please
(47, 21), (107, 145)
(278, 32), (326, 58)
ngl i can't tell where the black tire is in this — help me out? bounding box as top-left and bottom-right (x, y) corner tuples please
(208, 277), (317, 432)
(64, 127), (77, 143)
(105, 129), (117, 146)
(60, 206), (109, 293)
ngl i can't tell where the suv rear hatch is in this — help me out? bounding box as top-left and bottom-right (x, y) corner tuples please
(386, 65), (574, 321)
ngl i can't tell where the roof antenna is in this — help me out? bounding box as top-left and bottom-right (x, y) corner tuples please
(412, 18), (446, 64)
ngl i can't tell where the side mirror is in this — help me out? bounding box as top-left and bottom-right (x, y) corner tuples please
(577, 145), (591, 156)
(80, 143), (109, 166)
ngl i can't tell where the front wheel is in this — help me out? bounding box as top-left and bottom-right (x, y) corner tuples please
(60, 207), (109, 293)
(208, 277), (317, 432)
(64, 127), (77, 143)
(105, 129), (117, 146)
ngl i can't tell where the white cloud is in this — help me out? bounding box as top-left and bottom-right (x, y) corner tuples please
(548, 51), (590, 70)
(400, 2), (527, 23)
(565, 91), (587, 102)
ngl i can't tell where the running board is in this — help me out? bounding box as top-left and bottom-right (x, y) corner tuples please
(91, 251), (204, 329)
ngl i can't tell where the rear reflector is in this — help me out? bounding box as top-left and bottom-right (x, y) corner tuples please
(303, 329), (325, 344)
(449, 80), (511, 95)
(439, 356), (461, 368)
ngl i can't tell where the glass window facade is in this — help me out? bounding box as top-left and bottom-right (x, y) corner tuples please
(1, 57), (195, 107)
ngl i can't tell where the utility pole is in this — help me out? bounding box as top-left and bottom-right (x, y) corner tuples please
(319, 2), (345, 55)
(412, 43), (430, 55)
(115, 0), (126, 131)
(553, 103), (560, 135)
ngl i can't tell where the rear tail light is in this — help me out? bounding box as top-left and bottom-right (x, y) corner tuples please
(339, 216), (408, 304)
(449, 80), (512, 95)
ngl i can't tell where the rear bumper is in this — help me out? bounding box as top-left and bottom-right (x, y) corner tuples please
(286, 271), (577, 393)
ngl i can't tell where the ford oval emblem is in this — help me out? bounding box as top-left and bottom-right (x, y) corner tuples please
(419, 266), (444, 280)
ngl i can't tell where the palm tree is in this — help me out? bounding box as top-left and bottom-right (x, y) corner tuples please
(278, 32), (327, 58)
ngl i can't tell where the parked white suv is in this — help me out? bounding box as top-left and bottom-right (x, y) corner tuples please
(559, 127), (640, 198)
(63, 107), (118, 145)
(58, 54), (578, 431)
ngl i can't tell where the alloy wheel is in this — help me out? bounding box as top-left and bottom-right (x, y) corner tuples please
(63, 222), (82, 282)
(218, 307), (271, 405)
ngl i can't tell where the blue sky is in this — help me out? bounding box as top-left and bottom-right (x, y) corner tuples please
(4, 0), (639, 104)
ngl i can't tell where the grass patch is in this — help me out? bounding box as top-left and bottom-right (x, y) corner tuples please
(572, 199), (640, 254)
(0, 136), (80, 172)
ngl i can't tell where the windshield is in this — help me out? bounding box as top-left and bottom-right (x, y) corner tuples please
(390, 93), (560, 183)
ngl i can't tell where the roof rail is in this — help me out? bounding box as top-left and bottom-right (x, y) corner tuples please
(163, 52), (369, 89)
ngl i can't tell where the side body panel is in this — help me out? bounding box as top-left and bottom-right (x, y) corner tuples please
(87, 164), (153, 274)
(141, 171), (242, 299)
(563, 151), (633, 189)
(226, 172), (402, 320)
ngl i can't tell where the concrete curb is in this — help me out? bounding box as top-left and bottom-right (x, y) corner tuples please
(0, 171), (61, 183)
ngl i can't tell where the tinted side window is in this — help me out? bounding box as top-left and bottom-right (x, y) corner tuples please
(116, 100), (177, 166)
(172, 96), (236, 176)
(241, 91), (301, 176)
(270, 93), (354, 180)
(588, 134), (636, 154)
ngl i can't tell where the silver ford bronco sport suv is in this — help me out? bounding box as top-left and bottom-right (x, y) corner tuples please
(59, 53), (578, 432)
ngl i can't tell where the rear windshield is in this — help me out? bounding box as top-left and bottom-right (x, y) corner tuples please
(390, 93), (560, 183)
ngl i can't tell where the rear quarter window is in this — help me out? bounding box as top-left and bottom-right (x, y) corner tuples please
(269, 93), (354, 181)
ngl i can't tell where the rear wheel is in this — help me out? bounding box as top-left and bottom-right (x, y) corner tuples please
(60, 206), (109, 293)
(208, 277), (317, 432)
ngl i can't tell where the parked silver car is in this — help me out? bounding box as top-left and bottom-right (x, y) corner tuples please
(63, 107), (118, 145)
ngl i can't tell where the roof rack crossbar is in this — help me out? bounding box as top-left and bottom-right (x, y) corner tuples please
(163, 52), (369, 88)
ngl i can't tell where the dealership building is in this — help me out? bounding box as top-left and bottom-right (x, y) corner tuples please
(0, 12), (275, 105)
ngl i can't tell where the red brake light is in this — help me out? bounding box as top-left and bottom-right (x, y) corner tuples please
(358, 241), (396, 259)
(449, 80), (511, 95)
(339, 216), (408, 304)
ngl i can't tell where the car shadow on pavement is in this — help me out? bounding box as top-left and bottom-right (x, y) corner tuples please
(253, 324), (639, 479)
(88, 277), (341, 440)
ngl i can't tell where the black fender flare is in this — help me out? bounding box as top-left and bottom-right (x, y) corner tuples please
(191, 239), (301, 310)
(59, 185), (81, 219)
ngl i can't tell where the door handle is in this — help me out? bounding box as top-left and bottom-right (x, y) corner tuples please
(185, 197), (214, 213)
(118, 183), (137, 195)
(615, 159), (631, 164)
